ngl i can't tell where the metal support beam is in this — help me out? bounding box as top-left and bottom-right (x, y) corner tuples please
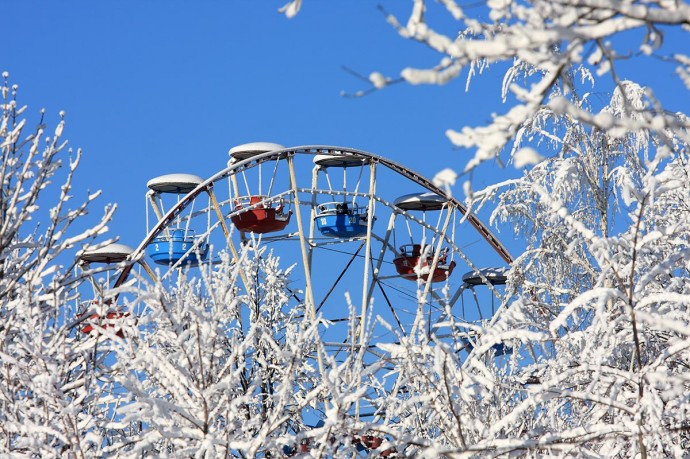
(206, 185), (251, 292)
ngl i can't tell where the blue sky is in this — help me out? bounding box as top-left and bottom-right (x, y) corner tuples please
(4, 2), (501, 244)
(3, 1), (689, 267)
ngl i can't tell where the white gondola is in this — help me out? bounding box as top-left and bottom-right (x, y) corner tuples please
(393, 192), (447, 211)
(146, 173), (203, 194)
(462, 267), (509, 286)
(313, 152), (370, 168)
(80, 243), (134, 264)
(228, 142), (285, 161)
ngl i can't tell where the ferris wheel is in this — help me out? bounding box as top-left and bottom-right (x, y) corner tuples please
(104, 143), (514, 358)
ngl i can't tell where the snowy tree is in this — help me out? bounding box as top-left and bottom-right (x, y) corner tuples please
(0, 73), (390, 457)
(0, 72), (119, 456)
(100, 242), (397, 458)
(300, 0), (690, 173)
(442, 80), (690, 457)
(280, 1), (690, 457)
(104, 246), (321, 457)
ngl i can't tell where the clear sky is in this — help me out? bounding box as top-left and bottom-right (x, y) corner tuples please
(3, 1), (688, 263)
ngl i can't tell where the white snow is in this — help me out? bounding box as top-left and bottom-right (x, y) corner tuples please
(512, 147), (544, 168)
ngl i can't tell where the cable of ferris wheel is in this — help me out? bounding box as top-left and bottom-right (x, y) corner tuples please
(374, 276), (404, 332)
(315, 243), (400, 267)
(315, 242), (364, 314)
(376, 278), (449, 314)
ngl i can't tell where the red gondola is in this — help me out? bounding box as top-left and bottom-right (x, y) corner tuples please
(283, 438), (311, 456)
(231, 195), (292, 234)
(354, 434), (397, 457)
(80, 306), (130, 338)
(393, 244), (456, 282)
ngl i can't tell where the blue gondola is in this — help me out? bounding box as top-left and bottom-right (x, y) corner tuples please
(147, 228), (209, 266)
(315, 202), (372, 238)
(460, 335), (512, 356)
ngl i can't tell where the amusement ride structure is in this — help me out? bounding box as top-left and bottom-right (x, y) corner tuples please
(78, 142), (514, 375)
(71, 143), (518, 454)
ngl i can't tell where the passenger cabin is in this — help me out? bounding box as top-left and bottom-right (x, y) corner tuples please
(80, 243), (133, 264)
(461, 267), (508, 286)
(228, 141), (285, 162)
(460, 333), (513, 357)
(145, 174), (210, 266)
(147, 228), (209, 266)
(231, 195), (292, 234)
(80, 308), (130, 339)
(78, 244), (134, 339)
(393, 244), (456, 282)
(393, 191), (447, 212)
(146, 173), (203, 195)
(312, 152), (370, 168)
(459, 267), (511, 356)
(392, 192), (454, 282)
(354, 434), (396, 456)
(311, 153), (373, 238)
(315, 201), (370, 238)
(227, 143), (292, 234)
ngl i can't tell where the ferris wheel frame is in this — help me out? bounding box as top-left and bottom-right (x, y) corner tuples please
(111, 145), (514, 351)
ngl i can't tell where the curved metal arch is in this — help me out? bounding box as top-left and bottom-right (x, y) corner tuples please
(113, 145), (513, 289)
(296, 146), (513, 265)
